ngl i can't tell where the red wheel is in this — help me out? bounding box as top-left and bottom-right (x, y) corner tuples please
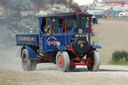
(87, 50), (100, 72)
(58, 56), (64, 67)
(56, 51), (70, 72)
(24, 56), (27, 63)
(21, 49), (37, 71)
(87, 57), (94, 70)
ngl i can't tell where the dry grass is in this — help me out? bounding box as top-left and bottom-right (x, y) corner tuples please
(93, 19), (128, 64)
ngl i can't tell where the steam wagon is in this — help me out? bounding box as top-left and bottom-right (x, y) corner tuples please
(16, 12), (101, 72)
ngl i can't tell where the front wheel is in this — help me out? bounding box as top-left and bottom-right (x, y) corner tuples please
(21, 49), (37, 71)
(56, 51), (70, 72)
(87, 50), (100, 72)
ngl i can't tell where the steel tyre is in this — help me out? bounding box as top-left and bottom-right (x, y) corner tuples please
(87, 50), (100, 72)
(21, 49), (37, 71)
(56, 51), (70, 72)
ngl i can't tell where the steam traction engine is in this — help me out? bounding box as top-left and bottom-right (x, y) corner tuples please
(16, 12), (101, 72)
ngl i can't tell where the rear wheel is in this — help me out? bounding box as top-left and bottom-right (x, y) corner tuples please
(56, 51), (70, 72)
(87, 50), (100, 72)
(21, 49), (37, 71)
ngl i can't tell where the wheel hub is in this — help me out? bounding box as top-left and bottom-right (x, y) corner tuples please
(24, 56), (27, 63)
(58, 56), (63, 67)
(88, 57), (94, 68)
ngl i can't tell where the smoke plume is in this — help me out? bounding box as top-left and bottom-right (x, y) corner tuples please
(67, 0), (81, 11)
(48, 0), (81, 11)
(0, 0), (81, 12)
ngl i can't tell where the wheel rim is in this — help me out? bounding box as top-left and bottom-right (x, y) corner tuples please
(58, 56), (63, 67)
(24, 56), (27, 63)
(88, 57), (94, 69)
(22, 52), (27, 65)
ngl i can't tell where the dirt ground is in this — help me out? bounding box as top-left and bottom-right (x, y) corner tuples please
(0, 19), (128, 85)
(0, 64), (128, 85)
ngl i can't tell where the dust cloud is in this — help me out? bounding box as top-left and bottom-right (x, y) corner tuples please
(0, 25), (21, 70)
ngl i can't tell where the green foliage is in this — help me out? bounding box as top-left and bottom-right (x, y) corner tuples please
(112, 51), (128, 62)
(112, 61), (128, 65)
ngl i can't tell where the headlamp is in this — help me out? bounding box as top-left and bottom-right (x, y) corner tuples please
(78, 29), (83, 34)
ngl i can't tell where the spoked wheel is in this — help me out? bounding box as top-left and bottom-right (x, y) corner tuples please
(21, 49), (37, 71)
(87, 50), (100, 72)
(56, 51), (70, 72)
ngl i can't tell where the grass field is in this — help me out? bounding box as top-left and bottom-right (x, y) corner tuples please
(112, 61), (128, 65)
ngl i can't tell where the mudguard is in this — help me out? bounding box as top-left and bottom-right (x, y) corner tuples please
(57, 45), (67, 51)
(92, 45), (102, 49)
(24, 46), (38, 60)
(51, 46), (67, 64)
